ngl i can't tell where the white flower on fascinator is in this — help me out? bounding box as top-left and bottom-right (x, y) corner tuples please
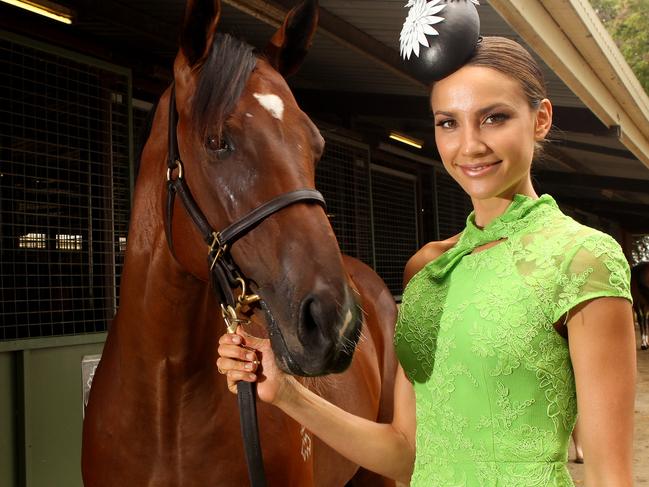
(400, 0), (446, 60)
(400, 0), (480, 60)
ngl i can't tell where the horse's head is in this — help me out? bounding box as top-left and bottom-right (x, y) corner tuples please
(166, 0), (362, 376)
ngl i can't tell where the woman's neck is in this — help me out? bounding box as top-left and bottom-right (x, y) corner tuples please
(471, 177), (538, 228)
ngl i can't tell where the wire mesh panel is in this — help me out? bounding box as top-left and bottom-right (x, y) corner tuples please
(371, 165), (419, 297)
(315, 134), (373, 267)
(631, 235), (649, 266)
(0, 34), (131, 341)
(435, 170), (472, 240)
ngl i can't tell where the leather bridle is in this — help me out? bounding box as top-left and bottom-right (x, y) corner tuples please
(165, 84), (326, 487)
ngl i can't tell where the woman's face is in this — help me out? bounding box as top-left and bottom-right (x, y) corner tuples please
(431, 65), (552, 201)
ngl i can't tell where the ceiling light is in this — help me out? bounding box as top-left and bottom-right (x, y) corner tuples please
(1, 0), (74, 24)
(389, 131), (423, 149)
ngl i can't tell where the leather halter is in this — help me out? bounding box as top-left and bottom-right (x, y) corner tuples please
(165, 84), (326, 487)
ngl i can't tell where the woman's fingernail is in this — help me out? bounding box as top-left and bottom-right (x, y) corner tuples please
(245, 363), (253, 370)
(249, 374), (257, 381)
(232, 335), (241, 344)
(246, 353), (255, 361)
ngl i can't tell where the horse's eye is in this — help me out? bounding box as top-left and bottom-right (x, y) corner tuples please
(206, 134), (233, 157)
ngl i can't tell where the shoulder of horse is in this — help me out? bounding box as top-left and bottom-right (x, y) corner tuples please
(403, 234), (461, 288)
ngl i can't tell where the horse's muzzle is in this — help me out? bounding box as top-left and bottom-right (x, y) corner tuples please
(272, 285), (362, 377)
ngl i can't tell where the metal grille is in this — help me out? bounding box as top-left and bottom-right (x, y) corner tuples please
(315, 134), (373, 267)
(435, 170), (472, 239)
(371, 165), (419, 297)
(631, 235), (649, 266)
(0, 34), (131, 341)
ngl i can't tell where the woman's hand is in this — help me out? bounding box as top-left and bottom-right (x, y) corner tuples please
(216, 329), (296, 405)
(218, 330), (416, 483)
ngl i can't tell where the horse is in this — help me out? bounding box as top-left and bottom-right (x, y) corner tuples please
(631, 262), (649, 350)
(81, 1), (398, 485)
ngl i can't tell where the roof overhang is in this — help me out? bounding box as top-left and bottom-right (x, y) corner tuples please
(490, 0), (649, 169)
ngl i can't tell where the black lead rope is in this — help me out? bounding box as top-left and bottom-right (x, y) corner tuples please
(165, 84), (326, 487)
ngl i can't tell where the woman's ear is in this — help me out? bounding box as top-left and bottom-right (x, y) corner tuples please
(535, 98), (553, 140)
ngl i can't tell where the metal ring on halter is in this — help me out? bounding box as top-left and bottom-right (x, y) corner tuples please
(166, 159), (184, 181)
(234, 277), (261, 308)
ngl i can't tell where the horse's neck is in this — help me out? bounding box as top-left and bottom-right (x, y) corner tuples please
(112, 141), (221, 370)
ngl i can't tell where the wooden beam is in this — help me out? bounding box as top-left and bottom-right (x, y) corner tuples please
(534, 170), (649, 194)
(293, 89), (615, 136)
(225, 0), (425, 89)
(293, 89), (430, 119)
(553, 194), (649, 234)
(554, 196), (649, 218)
(74, 0), (178, 51)
(540, 145), (597, 174)
(552, 140), (638, 160)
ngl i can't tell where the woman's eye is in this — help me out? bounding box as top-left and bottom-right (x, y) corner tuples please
(483, 113), (509, 125)
(435, 119), (456, 129)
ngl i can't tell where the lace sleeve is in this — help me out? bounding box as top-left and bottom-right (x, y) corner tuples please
(550, 233), (632, 324)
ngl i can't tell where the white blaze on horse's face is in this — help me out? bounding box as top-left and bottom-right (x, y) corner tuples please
(253, 93), (284, 121)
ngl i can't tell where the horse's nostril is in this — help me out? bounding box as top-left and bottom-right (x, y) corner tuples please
(298, 295), (323, 346)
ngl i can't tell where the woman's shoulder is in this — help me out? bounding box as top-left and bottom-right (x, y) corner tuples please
(536, 211), (623, 254)
(403, 234), (461, 287)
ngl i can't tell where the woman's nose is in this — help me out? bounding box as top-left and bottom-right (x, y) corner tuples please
(461, 126), (487, 156)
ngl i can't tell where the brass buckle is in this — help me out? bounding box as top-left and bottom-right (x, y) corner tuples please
(166, 159), (184, 181)
(209, 232), (227, 271)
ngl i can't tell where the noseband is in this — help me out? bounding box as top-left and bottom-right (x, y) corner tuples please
(165, 84), (326, 487)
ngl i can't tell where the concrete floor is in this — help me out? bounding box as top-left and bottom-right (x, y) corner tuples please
(567, 333), (649, 485)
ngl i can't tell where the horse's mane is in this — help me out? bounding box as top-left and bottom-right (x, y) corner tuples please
(192, 33), (258, 142)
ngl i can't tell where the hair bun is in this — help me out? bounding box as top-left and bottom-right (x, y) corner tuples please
(400, 0), (481, 83)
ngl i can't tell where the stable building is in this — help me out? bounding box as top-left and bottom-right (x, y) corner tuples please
(0, 1), (648, 485)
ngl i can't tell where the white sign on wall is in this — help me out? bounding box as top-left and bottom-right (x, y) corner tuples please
(81, 354), (101, 417)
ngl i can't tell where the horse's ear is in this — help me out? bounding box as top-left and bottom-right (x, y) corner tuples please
(265, 0), (319, 77)
(179, 0), (222, 67)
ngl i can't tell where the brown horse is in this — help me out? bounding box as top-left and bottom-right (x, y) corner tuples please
(632, 262), (649, 350)
(81, 0), (397, 485)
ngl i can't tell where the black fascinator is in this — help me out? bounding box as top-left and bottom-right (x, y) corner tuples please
(400, 0), (481, 82)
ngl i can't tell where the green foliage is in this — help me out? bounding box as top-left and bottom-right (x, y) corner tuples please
(590, 0), (649, 94)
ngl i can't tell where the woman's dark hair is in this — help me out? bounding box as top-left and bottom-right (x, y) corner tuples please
(464, 36), (547, 109)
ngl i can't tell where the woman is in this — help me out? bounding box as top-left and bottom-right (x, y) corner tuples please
(217, 10), (635, 487)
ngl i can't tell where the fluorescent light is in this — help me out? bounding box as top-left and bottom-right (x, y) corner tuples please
(389, 131), (423, 149)
(1, 0), (74, 24)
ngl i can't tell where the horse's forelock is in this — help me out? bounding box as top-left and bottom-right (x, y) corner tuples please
(191, 33), (258, 142)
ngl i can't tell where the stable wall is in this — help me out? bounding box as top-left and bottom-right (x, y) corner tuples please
(0, 335), (106, 487)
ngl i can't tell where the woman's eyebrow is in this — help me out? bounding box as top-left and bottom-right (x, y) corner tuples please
(433, 103), (514, 118)
(433, 110), (454, 117)
(476, 103), (513, 116)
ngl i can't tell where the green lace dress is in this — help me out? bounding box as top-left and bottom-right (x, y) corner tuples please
(395, 194), (632, 486)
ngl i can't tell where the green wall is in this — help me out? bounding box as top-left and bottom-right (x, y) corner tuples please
(0, 352), (17, 485)
(0, 335), (106, 487)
